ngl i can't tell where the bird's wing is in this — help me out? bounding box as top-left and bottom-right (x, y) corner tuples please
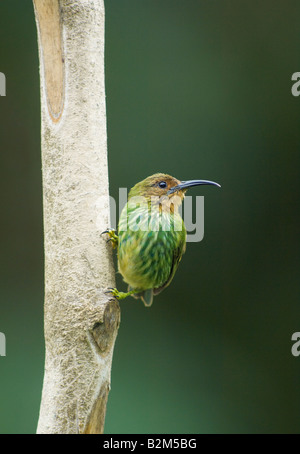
(153, 232), (186, 296)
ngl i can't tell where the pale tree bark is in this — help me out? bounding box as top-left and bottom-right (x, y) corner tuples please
(33, 0), (120, 434)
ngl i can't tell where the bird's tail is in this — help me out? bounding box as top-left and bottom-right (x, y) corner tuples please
(129, 286), (154, 307)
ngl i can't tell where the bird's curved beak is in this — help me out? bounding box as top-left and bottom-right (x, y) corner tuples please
(167, 179), (221, 195)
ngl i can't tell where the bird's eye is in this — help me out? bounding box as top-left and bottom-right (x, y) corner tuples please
(158, 181), (167, 188)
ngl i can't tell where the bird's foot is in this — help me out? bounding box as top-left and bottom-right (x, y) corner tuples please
(101, 228), (118, 248)
(105, 287), (136, 301)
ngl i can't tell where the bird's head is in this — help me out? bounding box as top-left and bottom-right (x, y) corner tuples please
(128, 173), (221, 210)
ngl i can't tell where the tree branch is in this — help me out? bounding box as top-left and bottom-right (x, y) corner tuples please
(33, 0), (119, 434)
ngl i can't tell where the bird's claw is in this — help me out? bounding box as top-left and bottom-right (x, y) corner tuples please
(101, 228), (118, 248)
(105, 288), (130, 300)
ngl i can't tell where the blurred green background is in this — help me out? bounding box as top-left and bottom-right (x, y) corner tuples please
(0, 0), (300, 434)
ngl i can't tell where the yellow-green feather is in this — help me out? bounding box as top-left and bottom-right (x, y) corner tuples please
(117, 200), (186, 294)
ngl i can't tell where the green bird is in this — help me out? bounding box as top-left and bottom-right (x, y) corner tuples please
(104, 173), (220, 307)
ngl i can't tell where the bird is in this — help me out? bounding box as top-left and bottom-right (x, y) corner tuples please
(103, 173), (220, 307)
